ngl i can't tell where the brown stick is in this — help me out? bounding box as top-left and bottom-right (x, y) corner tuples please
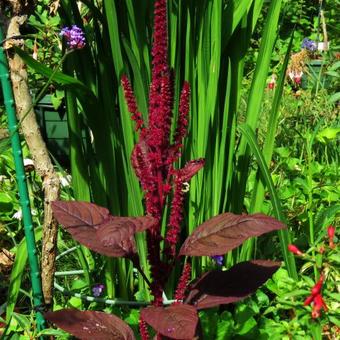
(4, 15), (60, 306)
(320, 10), (329, 51)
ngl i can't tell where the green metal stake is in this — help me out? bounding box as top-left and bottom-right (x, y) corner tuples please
(0, 24), (45, 331)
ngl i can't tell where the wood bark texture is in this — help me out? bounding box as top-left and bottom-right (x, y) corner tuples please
(4, 15), (60, 306)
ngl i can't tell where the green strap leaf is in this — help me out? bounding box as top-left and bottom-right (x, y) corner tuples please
(238, 123), (297, 279)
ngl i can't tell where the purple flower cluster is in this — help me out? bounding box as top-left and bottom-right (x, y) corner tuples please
(301, 38), (317, 52)
(211, 255), (224, 266)
(92, 284), (105, 297)
(60, 25), (86, 50)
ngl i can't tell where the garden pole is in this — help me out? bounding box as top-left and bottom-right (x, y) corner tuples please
(0, 24), (45, 332)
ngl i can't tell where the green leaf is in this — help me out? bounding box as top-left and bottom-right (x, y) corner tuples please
(238, 123), (297, 279)
(316, 127), (340, 143)
(235, 305), (256, 335)
(13, 47), (99, 108)
(329, 92), (340, 104)
(71, 279), (88, 291)
(0, 192), (13, 212)
(11, 313), (30, 330)
(67, 296), (83, 309)
(309, 321), (322, 340)
(199, 309), (219, 339)
(216, 312), (234, 340)
(329, 316), (340, 327)
(6, 228), (42, 323)
(37, 328), (70, 337)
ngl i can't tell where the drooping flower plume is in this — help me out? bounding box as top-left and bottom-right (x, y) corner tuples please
(173, 263), (192, 302)
(121, 0), (204, 306)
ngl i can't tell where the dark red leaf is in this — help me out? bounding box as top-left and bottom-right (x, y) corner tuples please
(52, 201), (156, 257)
(184, 260), (280, 309)
(45, 309), (135, 340)
(141, 304), (198, 339)
(179, 213), (285, 256)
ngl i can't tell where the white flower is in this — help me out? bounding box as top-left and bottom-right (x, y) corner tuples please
(12, 209), (23, 220)
(59, 174), (72, 187)
(12, 208), (38, 220)
(23, 158), (34, 167)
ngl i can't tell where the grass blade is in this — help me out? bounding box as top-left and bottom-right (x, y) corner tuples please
(239, 123), (298, 279)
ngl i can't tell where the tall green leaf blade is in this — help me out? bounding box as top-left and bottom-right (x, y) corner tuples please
(6, 228), (42, 323)
(235, 0), (283, 212)
(239, 124), (297, 279)
(250, 31), (294, 212)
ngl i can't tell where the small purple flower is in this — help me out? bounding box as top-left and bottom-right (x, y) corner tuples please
(301, 38), (317, 52)
(92, 284), (105, 297)
(60, 25), (86, 50)
(211, 255), (224, 266)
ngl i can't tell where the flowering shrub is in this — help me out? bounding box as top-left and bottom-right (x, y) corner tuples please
(288, 225), (338, 320)
(44, 0), (287, 338)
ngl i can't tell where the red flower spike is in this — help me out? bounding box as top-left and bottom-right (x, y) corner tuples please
(123, 0), (200, 304)
(174, 263), (192, 303)
(327, 225), (335, 248)
(148, 0), (171, 150)
(174, 82), (190, 150)
(288, 244), (303, 256)
(121, 75), (145, 133)
(139, 317), (149, 340)
(165, 177), (185, 254)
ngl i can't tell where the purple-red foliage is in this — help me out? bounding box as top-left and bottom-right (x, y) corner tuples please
(45, 309), (135, 339)
(141, 304), (198, 339)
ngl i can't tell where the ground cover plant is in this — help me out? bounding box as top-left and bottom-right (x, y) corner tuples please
(0, 0), (339, 339)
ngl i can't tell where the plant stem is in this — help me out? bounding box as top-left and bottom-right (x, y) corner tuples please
(131, 256), (152, 288)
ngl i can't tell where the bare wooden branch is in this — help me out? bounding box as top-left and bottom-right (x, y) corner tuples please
(4, 15), (60, 306)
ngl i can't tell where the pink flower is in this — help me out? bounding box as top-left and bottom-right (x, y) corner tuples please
(288, 244), (303, 256)
(268, 82), (275, 90)
(267, 74), (276, 90)
(304, 274), (327, 319)
(311, 294), (327, 319)
(303, 274), (323, 306)
(327, 225), (335, 248)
